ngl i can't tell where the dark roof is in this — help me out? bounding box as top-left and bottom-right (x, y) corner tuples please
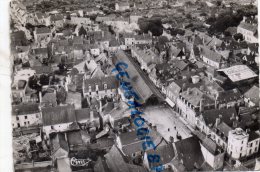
(200, 46), (223, 63)
(84, 76), (119, 92)
(169, 45), (183, 57)
(146, 143), (175, 168)
(248, 131), (260, 142)
(34, 48), (48, 55)
(171, 60), (188, 71)
(217, 122), (232, 137)
(66, 130), (83, 146)
(201, 107), (237, 127)
(12, 104), (40, 116)
(174, 136), (204, 171)
(75, 108), (99, 122)
(31, 66), (52, 74)
(217, 88), (242, 103)
(181, 87), (214, 107)
(244, 85), (259, 105)
(113, 51), (164, 102)
(35, 27), (51, 34)
(104, 145), (130, 172)
(50, 132), (69, 153)
(41, 105), (76, 126)
(193, 130), (220, 155)
(238, 22), (257, 33)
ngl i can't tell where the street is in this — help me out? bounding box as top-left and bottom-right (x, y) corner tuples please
(142, 105), (193, 142)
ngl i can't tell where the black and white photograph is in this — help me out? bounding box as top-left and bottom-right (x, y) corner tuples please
(4, 0), (260, 171)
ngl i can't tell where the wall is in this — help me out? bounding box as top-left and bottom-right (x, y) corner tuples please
(12, 112), (41, 128)
(200, 143), (224, 170)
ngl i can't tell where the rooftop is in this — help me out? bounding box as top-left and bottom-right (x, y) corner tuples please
(218, 65), (258, 82)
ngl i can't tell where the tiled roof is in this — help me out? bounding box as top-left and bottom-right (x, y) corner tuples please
(75, 108), (99, 122)
(50, 132), (69, 153)
(181, 87), (214, 107)
(35, 27), (51, 34)
(66, 130), (83, 146)
(146, 143), (175, 168)
(42, 105), (76, 126)
(201, 107), (237, 127)
(217, 88), (242, 103)
(244, 85), (259, 105)
(112, 51), (154, 102)
(238, 22), (257, 33)
(83, 76), (119, 92)
(200, 46), (223, 63)
(174, 136), (204, 171)
(31, 66), (52, 74)
(12, 103), (39, 116)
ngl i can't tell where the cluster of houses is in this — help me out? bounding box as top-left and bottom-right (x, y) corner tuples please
(10, 0), (259, 171)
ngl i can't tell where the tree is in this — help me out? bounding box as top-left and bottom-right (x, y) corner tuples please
(28, 75), (40, 90)
(233, 33), (244, 41)
(39, 74), (49, 85)
(138, 18), (163, 36)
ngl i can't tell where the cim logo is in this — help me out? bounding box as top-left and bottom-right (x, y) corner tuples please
(70, 157), (91, 167)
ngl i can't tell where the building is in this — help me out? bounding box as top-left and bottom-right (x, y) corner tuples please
(227, 128), (260, 160)
(34, 27), (52, 43)
(244, 85), (259, 107)
(83, 76), (119, 99)
(176, 87), (215, 127)
(70, 16), (92, 25)
(115, 2), (130, 11)
(199, 46), (225, 69)
(131, 47), (160, 71)
(237, 17), (258, 43)
(12, 104), (41, 128)
(41, 105), (76, 137)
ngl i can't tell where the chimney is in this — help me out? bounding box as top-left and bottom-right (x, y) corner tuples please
(243, 16), (246, 22)
(39, 91), (42, 103)
(230, 113), (235, 120)
(215, 94), (219, 109)
(169, 136), (174, 143)
(233, 121), (237, 128)
(199, 99), (204, 112)
(215, 117), (220, 127)
(90, 111), (94, 123)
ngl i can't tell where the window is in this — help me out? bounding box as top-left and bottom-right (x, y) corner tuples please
(51, 126), (54, 129)
(240, 147), (243, 151)
(28, 121), (30, 124)
(17, 123), (20, 128)
(24, 122), (26, 125)
(239, 153), (242, 158)
(24, 116), (27, 119)
(36, 114), (39, 118)
(249, 149), (252, 154)
(250, 143), (253, 147)
(16, 117), (19, 121)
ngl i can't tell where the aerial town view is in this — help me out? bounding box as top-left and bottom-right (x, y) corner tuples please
(9, 0), (259, 171)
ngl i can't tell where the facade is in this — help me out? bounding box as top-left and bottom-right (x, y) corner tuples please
(12, 104), (41, 128)
(237, 17), (258, 43)
(83, 76), (119, 99)
(227, 128), (260, 160)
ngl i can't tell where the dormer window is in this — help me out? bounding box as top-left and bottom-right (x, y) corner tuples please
(104, 83), (107, 90)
